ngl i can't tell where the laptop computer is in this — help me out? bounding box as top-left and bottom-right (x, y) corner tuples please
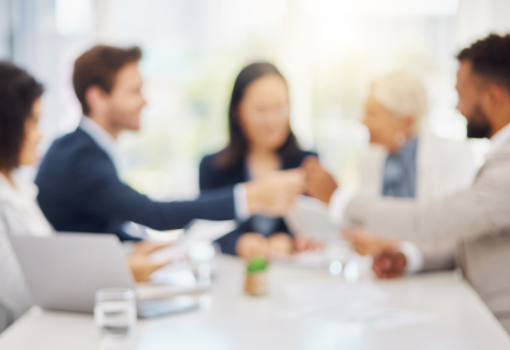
(10, 233), (200, 318)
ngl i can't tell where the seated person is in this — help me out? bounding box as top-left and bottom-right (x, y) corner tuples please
(304, 34), (510, 332)
(35, 46), (305, 241)
(0, 62), (168, 333)
(359, 70), (474, 202)
(346, 71), (475, 274)
(200, 62), (322, 259)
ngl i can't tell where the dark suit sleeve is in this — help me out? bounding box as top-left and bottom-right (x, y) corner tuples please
(199, 155), (217, 191)
(73, 149), (236, 231)
(215, 227), (245, 255)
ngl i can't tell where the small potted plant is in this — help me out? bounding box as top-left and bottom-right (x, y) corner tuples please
(244, 256), (269, 296)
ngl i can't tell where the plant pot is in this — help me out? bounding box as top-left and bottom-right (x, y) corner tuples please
(244, 271), (267, 296)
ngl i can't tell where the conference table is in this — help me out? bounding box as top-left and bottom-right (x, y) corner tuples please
(1, 255), (510, 350)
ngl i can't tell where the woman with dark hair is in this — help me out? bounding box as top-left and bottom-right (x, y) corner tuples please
(0, 62), (170, 333)
(200, 62), (322, 259)
(0, 61), (47, 332)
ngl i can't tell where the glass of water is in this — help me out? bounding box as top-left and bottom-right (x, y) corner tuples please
(188, 242), (218, 287)
(325, 238), (353, 276)
(94, 288), (137, 338)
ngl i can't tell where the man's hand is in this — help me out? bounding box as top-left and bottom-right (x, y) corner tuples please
(372, 250), (407, 279)
(343, 229), (397, 256)
(302, 156), (338, 204)
(245, 169), (306, 217)
(342, 229), (406, 279)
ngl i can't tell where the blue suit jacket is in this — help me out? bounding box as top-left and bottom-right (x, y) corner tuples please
(35, 128), (237, 240)
(199, 150), (316, 255)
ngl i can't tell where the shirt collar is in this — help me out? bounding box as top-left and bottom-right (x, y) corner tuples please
(0, 171), (39, 206)
(487, 122), (510, 159)
(79, 117), (120, 168)
(392, 137), (418, 162)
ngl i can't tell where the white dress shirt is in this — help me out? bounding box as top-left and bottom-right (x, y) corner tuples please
(330, 122), (510, 273)
(486, 122), (510, 159)
(79, 117), (120, 170)
(0, 171), (53, 236)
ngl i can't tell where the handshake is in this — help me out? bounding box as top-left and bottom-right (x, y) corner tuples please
(245, 156), (339, 217)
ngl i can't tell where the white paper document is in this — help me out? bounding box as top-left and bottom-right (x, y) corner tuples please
(281, 280), (435, 330)
(183, 219), (238, 245)
(285, 195), (339, 240)
(150, 219), (237, 265)
(284, 280), (390, 304)
(277, 302), (436, 330)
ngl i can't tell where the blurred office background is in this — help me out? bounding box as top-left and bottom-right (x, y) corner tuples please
(1, 0), (510, 200)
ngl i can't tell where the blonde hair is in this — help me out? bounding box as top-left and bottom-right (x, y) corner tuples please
(369, 71), (428, 132)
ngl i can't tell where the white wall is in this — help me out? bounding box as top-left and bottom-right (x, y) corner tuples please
(456, 0), (510, 48)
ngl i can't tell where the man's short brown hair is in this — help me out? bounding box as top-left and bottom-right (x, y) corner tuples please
(457, 33), (510, 92)
(73, 45), (142, 115)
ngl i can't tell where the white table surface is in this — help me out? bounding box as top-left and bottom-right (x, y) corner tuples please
(1, 255), (509, 350)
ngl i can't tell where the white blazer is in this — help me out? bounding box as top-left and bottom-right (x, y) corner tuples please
(358, 132), (475, 203)
(0, 172), (53, 332)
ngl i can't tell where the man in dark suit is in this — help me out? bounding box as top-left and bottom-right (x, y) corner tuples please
(35, 45), (305, 240)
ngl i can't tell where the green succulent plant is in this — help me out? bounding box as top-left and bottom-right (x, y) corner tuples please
(246, 256), (269, 273)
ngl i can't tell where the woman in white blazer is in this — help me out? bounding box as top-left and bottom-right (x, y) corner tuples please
(359, 71), (475, 203)
(349, 71), (475, 275)
(0, 63), (48, 332)
(0, 63), (168, 333)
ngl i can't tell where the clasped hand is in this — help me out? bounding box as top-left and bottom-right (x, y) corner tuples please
(245, 155), (340, 217)
(245, 168), (307, 217)
(343, 229), (407, 279)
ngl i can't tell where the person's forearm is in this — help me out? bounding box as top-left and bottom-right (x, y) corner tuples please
(244, 181), (262, 216)
(328, 188), (355, 225)
(343, 189), (492, 242)
(233, 184), (250, 221)
(90, 183), (237, 231)
(413, 240), (456, 272)
(399, 241), (424, 274)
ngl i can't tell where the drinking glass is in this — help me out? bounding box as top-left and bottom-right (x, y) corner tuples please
(188, 242), (218, 287)
(94, 288), (137, 338)
(325, 238), (353, 276)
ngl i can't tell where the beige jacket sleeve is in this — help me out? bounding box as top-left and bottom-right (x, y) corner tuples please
(343, 143), (510, 243)
(415, 239), (456, 272)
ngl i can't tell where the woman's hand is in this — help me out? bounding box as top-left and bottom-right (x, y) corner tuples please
(127, 241), (172, 283)
(132, 240), (172, 255)
(236, 232), (323, 261)
(268, 233), (294, 258)
(127, 255), (166, 283)
(293, 234), (323, 253)
(236, 233), (269, 261)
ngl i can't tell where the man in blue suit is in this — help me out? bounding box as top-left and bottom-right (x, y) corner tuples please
(35, 45), (304, 240)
